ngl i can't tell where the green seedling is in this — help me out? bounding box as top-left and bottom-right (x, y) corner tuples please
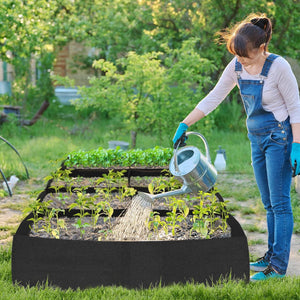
(23, 199), (45, 232)
(51, 218), (66, 239)
(190, 190), (229, 238)
(65, 147), (173, 168)
(47, 207), (65, 239)
(165, 198), (189, 236)
(69, 191), (91, 238)
(148, 171), (181, 195)
(191, 219), (210, 239)
(56, 193), (70, 206)
(44, 168), (74, 193)
(99, 201), (114, 227)
(148, 211), (168, 236)
(73, 218), (90, 238)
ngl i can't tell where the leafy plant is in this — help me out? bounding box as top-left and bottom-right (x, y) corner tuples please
(191, 219), (210, 239)
(115, 186), (136, 203)
(96, 201), (114, 240)
(40, 201), (56, 235)
(95, 170), (120, 201)
(23, 199), (45, 232)
(147, 211), (168, 236)
(44, 168), (74, 193)
(73, 218), (90, 239)
(165, 198), (189, 236)
(148, 170), (181, 195)
(51, 214), (66, 239)
(69, 190), (91, 238)
(190, 190), (229, 239)
(98, 201), (114, 227)
(56, 193), (70, 206)
(65, 147), (173, 168)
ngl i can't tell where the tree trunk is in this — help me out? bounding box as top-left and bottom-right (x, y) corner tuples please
(131, 131), (137, 149)
(21, 100), (50, 126)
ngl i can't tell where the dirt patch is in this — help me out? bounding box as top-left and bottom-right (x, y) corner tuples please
(0, 178), (44, 247)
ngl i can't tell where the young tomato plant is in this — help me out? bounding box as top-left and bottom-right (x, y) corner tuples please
(191, 190), (229, 238)
(69, 190), (91, 238)
(44, 168), (74, 193)
(191, 219), (210, 239)
(23, 198), (44, 232)
(148, 170), (181, 195)
(96, 201), (114, 240)
(206, 190), (229, 234)
(165, 197), (189, 236)
(49, 207), (66, 239)
(99, 201), (114, 227)
(147, 211), (168, 237)
(95, 170), (120, 200)
(39, 200), (56, 236)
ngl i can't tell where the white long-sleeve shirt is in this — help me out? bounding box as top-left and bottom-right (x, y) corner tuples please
(196, 55), (300, 124)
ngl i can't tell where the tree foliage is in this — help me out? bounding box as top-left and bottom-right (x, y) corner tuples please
(0, 0), (299, 134)
(75, 39), (216, 147)
(0, 0), (72, 111)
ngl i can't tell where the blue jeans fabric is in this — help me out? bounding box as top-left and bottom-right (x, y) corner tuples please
(248, 120), (293, 274)
(235, 54), (294, 274)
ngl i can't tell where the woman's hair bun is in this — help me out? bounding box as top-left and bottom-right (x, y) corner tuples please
(250, 18), (269, 31)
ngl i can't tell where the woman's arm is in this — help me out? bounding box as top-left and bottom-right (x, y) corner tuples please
(291, 123), (300, 143)
(182, 108), (205, 127)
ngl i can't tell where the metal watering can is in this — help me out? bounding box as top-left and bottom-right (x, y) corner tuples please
(137, 132), (218, 207)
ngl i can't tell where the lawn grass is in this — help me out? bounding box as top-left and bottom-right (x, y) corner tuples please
(0, 246), (299, 300)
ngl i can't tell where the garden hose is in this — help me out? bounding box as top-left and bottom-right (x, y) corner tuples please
(0, 135), (29, 179)
(0, 167), (12, 196)
(0, 135), (29, 196)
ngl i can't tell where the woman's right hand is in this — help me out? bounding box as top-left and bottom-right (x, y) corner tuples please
(172, 123), (188, 149)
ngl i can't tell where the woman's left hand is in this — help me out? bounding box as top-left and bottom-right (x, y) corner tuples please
(291, 142), (300, 176)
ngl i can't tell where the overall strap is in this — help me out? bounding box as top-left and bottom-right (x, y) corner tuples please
(260, 54), (279, 78)
(235, 59), (242, 78)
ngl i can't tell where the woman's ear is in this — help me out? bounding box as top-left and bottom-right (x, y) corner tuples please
(260, 43), (266, 53)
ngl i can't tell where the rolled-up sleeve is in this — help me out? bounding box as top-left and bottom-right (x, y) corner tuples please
(196, 58), (237, 115)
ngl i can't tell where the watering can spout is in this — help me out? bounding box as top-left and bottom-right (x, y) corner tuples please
(135, 131), (217, 209)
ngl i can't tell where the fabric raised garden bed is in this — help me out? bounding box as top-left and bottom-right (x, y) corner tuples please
(12, 207), (249, 289)
(12, 164), (250, 289)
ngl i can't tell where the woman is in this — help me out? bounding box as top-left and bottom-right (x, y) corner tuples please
(172, 14), (300, 281)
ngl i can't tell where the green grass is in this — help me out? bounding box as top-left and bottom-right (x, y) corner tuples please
(248, 239), (265, 246)
(0, 246), (299, 300)
(242, 224), (267, 234)
(241, 207), (256, 215)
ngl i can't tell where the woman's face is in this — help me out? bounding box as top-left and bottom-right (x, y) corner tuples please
(236, 44), (265, 67)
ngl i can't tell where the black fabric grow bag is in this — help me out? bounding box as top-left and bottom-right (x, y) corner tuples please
(44, 166), (170, 194)
(12, 208), (249, 289)
(60, 166), (168, 179)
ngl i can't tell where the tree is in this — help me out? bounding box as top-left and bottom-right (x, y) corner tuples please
(0, 0), (71, 118)
(74, 40), (216, 147)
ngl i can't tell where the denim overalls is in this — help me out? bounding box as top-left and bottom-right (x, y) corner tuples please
(235, 54), (293, 274)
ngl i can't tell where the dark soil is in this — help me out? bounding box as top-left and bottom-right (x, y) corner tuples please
(43, 191), (176, 210)
(29, 168), (230, 242)
(29, 214), (231, 242)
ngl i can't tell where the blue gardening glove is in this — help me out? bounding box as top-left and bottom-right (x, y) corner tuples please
(173, 122), (188, 149)
(291, 142), (300, 176)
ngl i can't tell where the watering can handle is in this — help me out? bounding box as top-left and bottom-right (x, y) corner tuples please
(186, 131), (212, 163)
(174, 140), (181, 173)
(174, 131), (212, 171)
